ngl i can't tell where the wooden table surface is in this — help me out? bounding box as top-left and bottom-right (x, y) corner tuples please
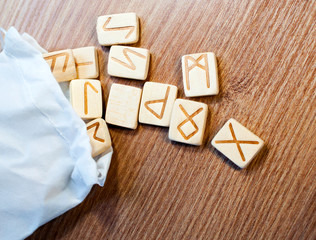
(1, 0), (315, 239)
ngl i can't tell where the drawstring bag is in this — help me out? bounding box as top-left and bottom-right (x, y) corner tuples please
(0, 27), (112, 240)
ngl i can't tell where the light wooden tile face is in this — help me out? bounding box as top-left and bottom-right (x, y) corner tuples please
(86, 118), (111, 157)
(106, 83), (142, 129)
(72, 46), (99, 79)
(169, 99), (208, 146)
(43, 49), (77, 82)
(108, 46), (150, 80)
(211, 118), (264, 168)
(96, 12), (139, 46)
(139, 82), (177, 127)
(182, 52), (219, 97)
(70, 79), (102, 120)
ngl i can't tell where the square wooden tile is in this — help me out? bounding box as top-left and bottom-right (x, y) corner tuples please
(211, 118), (264, 168)
(86, 118), (111, 157)
(139, 82), (178, 127)
(72, 46), (99, 79)
(43, 49), (77, 82)
(108, 46), (150, 80)
(182, 52), (219, 97)
(169, 99), (208, 145)
(70, 79), (103, 120)
(96, 12), (139, 46)
(106, 83), (142, 129)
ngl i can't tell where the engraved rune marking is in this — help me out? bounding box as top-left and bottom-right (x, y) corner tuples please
(111, 48), (146, 70)
(76, 61), (93, 67)
(184, 54), (210, 90)
(44, 52), (70, 72)
(144, 86), (170, 119)
(215, 123), (259, 162)
(84, 82), (99, 115)
(103, 16), (135, 39)
(75, 61), (93, 71)
(177, 104), (203, 140)
(87, 122), (105, 142)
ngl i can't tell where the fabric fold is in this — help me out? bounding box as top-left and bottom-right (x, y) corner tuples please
(0, 27), (112, 240)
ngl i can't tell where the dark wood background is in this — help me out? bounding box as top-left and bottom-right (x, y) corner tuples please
(1, 0), (315, 239)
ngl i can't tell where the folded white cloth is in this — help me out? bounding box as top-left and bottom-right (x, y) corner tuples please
(21, 32), (48, 54)
(0, 27), (112, 240)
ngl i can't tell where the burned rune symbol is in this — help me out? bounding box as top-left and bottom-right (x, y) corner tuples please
(87, 122), (105, 142)
(103, 16), (135, 39)
(144, 86), (170, 119)
(215, 123), (259, 162)
(177, 104), (203, 140)
(111, 48), (146, 70)
(84, 82), (99, 115)
(184, 54), (210, 90)
(44, 52), (70, 72)
(76, 61), (93, 67)
(75, 60), (93, 72)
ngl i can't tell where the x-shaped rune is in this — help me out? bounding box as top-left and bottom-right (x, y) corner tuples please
(177, 104), (203, 140)
(215, 123), (259, 162)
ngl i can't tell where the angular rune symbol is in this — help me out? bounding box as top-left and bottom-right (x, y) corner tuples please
(184, 54), (210, 90)
(215, 123), (259, 162)
(103, 16), (135, 39)
(84, 82), (99, 115)
(44, 52), (70, 72)
(144, 86), (170, 119)
(177, 104), (203, 140)
(111, 48), (146, 70)
(87, 122), (105, 143)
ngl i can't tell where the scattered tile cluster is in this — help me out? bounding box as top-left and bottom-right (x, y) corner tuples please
(43, 12), (264, 168)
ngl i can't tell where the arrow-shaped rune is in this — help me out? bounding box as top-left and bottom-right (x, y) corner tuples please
(103, 17), (135, 39)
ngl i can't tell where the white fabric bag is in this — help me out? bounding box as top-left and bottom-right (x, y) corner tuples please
(0, 27), (112, 240)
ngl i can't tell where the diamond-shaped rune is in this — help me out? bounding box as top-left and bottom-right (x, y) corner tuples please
(177, 104), (203, 140)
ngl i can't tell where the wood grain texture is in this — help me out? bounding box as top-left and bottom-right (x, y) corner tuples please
(1, 0), (315, 239)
